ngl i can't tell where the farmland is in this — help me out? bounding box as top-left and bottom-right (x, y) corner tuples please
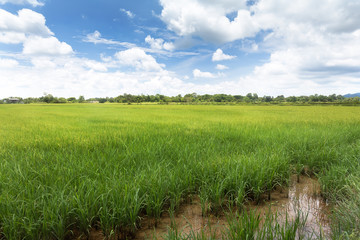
(0, 104), (359, 239)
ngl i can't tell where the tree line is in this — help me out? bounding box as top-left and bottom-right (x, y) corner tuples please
(1, 93), (360, 104)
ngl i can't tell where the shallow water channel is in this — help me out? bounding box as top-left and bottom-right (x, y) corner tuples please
(135, 175), (331, 239)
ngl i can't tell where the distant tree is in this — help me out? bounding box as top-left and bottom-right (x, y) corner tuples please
(23, 98), (37, 104)
(78, 95), (85, 103)
(275, 95), (285, 102)
(244, 96), (251, 103)
(286, 96), (297, 102)
(98, 98), (107, 103)
(56, 97), (67, 103)
(171, 94), (182, 102)
(246, 93), (253, 100)
(184, 93), (194, 102)
(336, 95), (345, 101)
(298, 96), (309, 103)
(309, 94), (319, 102)
(42, 93), (54, 103)
(67, 97), (77, 103)
(262, 96), (273, 102)
(233, 95), (244, 102)
(318, 95), (328, 102)
(328, 94), (337, 102)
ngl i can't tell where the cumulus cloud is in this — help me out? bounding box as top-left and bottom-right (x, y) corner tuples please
(158, 0), (360, 94)
(23, 36), (73, 55)
(159, 0), (259, 43)
(0, 54), (200, 98)
(193, 69), (216, 78)
(254, 0), (360, 35)
(156, 0), (360, 94)
(0, 9), (74, 56)
(0, 9), (52, 36)
(145, 35), (174, 51)
(216, 64), (228, 70)
(115, 48), (165, 71)
(31, 57), (57, 69)
(244, 0), (360, 92)
(0, 32), (26, 44)
(84, 60), (108, 72)
(212, 49), (236, 61)
(0, 0), (43, 7)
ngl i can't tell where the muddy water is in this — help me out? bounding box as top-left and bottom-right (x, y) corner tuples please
(135, 196), (227, 239)
(248, 175), (331, 238)
(135, 175), (331, 240)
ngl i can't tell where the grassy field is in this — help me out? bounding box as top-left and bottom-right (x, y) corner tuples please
(0, 104), (359, 239)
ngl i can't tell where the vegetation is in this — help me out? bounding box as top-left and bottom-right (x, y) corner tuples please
(3, 92), (360, 105)
(164, 209), (310, 240)
(0, 104), (359, 239)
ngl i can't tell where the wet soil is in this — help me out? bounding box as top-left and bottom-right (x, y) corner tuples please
(249, 175), (331, 238)
(134, 175), (331, 240)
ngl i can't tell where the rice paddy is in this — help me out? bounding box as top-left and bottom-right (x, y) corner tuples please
(0, 104), (359, 239)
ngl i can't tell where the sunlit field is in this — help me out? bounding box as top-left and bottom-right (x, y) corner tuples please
(0, 104), (359, 239)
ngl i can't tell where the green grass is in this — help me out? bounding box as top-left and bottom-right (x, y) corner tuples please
(0, 104), (359, 239)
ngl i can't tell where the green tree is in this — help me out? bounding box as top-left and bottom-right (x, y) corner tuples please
(67, 97), (77, 103)
(42, 93), (54, 103)
(78, 96), (85, 103)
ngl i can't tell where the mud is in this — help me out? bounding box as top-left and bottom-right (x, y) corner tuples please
(248, 175), (331, 238)
(134, 175), (331, 240)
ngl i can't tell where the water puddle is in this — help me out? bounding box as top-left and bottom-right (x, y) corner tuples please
(248, 175), (331, 238)
(135, 175), (331, 239)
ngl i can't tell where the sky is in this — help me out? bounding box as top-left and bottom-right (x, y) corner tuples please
(0, 0), (360, 98)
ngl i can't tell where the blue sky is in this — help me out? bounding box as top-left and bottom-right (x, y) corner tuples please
(0, 0), (360, 98)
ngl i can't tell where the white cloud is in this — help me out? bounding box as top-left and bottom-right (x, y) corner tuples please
(0, 9), (74, 56)
(0, 9), (52, 37)
(243, 0), (360, 94)
(84, 60), (108, 72)
(0, 0), (43, 7)
(159, 0), (259, 43)
(254, 0), (360, 35)
(158, 0), (360, 95)
(115, 48), (165, 71)
(23, 36), (73, 55)
(193, 69), (216, 78)
(120, 8), (135, 19)
(216, 64), (228, 70)
(0, 58), (19, 68)
(0, 32), (26, 44)
(145, 35), (174, 51)
(212, 49), (236, 61)
(0, 54), (200, 98)
(83, 30), (136, 48)
(31, 57), (57, 69)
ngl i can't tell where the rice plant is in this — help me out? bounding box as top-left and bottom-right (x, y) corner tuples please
(0, 104), (359, 239)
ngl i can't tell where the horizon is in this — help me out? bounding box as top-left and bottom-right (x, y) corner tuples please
(1, 0), (360, 98)
(2, 92), (357, 102)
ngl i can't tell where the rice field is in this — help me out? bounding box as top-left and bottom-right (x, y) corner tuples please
(0, 104), (359, 239)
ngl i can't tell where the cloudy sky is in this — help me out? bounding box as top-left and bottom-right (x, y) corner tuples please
(0, 0), (360, 98)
